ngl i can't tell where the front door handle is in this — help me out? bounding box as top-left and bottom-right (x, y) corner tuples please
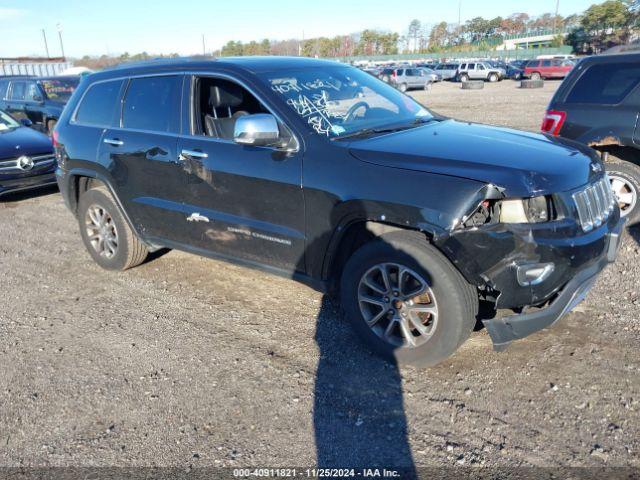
(104, 138), (124, 146)
(179, 149), (208, 161)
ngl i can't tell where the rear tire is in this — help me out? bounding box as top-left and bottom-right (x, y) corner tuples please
(605, 158), (640, 225)
(340, 231), (477, 367)
(78, 187), (148, 271)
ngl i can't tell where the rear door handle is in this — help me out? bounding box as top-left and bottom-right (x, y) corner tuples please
(103, 138), (124, 146)
(179, 149), (208, 161)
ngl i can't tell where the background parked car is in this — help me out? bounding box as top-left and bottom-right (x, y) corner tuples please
(505, 64), (524, 80)
(0, 109), (56, 197)
(433, 63), (460, 81)
(524, 59), (575, 80)
(387, 68), (433, 92)
(417, 67), (442, 83)
(456, 62), (503, 82)
(0, 75), (80, 134)
(543, 52), (640, 223)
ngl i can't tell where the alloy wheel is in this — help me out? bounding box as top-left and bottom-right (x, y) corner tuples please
(85, 204), (119, 258)
(609, 174), (638, 217)
(357, 262), (438, 349)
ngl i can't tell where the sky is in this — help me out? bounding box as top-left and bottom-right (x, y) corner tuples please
(1, 0), (595, 58)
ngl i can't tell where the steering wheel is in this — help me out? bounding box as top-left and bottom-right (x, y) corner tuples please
(344, 101), (370, 122)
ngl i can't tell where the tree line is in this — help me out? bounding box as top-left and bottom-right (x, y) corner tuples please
(74, 0), (640, 67)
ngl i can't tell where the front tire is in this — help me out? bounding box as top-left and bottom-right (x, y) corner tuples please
(78, 187), (148, 270)
(530, 72), (541, 81)
(488, 73), (498, 83)
(340, 231), (477, 367)
(458, 73), (469, 83)
(398, 83), (408, 93)
(605, 159), (640, 224)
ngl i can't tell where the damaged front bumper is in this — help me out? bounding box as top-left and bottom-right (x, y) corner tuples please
(483, 222), (621, 351)
(436, 203), (624, 351)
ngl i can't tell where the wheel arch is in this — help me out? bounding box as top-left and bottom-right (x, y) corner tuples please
(321, 218), (437, 292)
(64, 169), (153, 249)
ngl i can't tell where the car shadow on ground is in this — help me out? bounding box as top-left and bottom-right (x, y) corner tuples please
(313, 295), (416, 475)
(0, 185), (59, 204)
(627, 223), (640, 246)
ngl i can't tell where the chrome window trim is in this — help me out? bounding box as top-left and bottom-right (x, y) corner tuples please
(70, 70), (301, 154)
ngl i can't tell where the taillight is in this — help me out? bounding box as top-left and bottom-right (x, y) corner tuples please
(541, 110), (566, 136)
(392, 70), (397, 78)
(52, 129), (59, 147)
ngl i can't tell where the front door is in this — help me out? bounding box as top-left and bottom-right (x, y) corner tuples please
(175, 75), (305, 272)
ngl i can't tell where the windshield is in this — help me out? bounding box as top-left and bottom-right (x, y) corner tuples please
(0, 110), (19, 131)
(265, 66), (432, 138)
(40, 78), (79, 102)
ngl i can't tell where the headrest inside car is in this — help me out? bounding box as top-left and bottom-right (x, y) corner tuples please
(209, 84), (243, 108)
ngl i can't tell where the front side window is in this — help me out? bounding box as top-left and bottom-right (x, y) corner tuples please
(265, 66), (432, 138)
(75, 79), (124, 127)
(40, 78), (79, 102)
(0, 109), (20, 131)
(24, 82), (41, 102)
(122, 76), (182, 133)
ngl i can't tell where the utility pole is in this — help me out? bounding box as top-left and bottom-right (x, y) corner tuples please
(202, 34), (206, 55)
(56, 23), (65, 59)
(553, 0), (560, 33)
(41, 29), (50, 58)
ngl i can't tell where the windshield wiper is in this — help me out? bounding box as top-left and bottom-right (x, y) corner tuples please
(333, 117), (436, 141)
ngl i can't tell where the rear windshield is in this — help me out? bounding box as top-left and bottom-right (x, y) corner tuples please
(566, 62), (640, 105)
(40, 78), (79, 102)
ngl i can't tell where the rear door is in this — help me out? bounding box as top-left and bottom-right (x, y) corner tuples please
(98, 74), (187, 243)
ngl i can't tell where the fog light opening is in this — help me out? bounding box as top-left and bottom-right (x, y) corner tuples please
(516, 263), (555, 287)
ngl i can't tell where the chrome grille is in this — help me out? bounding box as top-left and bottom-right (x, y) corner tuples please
(572, 176), (616, 232)
(0, 154), (56, 174)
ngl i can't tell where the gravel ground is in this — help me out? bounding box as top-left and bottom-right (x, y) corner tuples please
(0, 80), (639, 472)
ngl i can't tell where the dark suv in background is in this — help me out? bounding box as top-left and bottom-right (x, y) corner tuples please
(543, 52), (640, 224)
(0, 76), (80, 134)
(54, 57), (621, 366)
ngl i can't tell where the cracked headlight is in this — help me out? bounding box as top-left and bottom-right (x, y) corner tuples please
(499, 196), (553, 224)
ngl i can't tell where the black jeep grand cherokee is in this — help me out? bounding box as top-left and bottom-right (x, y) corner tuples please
(54, 57), (622, 366)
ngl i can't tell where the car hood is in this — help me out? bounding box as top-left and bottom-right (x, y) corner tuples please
(347, 120), (601, 197)
(0, 126), (53, 159)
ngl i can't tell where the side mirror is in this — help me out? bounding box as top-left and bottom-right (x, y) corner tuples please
(234, 114), (280, 147)
(20, 118), (33, 127)
(32, 95), (44, 103)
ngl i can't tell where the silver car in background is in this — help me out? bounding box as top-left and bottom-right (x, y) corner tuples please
(433, 63), (460, 81)
(387, 67), (433, 92)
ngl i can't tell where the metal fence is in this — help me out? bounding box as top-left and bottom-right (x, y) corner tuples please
(0, 58), (73, 77)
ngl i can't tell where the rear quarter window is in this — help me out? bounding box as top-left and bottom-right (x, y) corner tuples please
(566, 63), (640, 105)
(75, 80), (124, 127)
(0, 80), (8, 98)
(122, 75), (182, 133)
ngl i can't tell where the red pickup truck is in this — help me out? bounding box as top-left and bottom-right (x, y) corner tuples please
(524, 59), (575, 80)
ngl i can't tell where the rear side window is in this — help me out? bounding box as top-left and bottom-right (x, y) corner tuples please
(122, 76), (182, 133)
(566, 63), (640, 105)
(75, 80), (124, 127)
(8, 81), (26, 100)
